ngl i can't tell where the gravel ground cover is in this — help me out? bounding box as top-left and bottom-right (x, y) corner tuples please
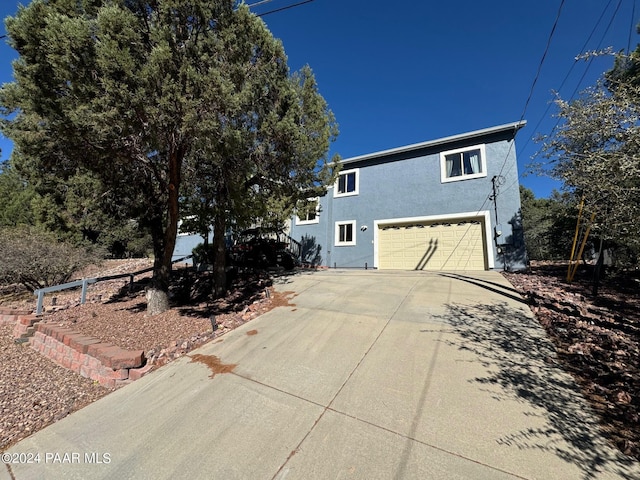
(0, 260), (292, 451)
(503, 264), (640, 461)
(0, 323), (108, 450)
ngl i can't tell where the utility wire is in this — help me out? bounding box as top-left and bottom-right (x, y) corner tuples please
(404, 0), (572, 268)
(566, 0), (623, 101)
(246, 0), (274, 7)
(257, 0), (314, 17)
(503, 0), (627, 198)
(0, 0), (313, 40)
(515, 0), (616, 161)
(460, 0), (567, 270)
(522, 0), (624, 178)
(516, 0), (567, 131)
(494, 0), (567, 184)
(0, 0), (314, 38)
(628, 0), (636, 54)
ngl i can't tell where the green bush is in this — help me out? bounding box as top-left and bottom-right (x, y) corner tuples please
(192, 242), (216, 266)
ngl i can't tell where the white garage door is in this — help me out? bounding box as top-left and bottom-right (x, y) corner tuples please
(378, 219), (487, 270)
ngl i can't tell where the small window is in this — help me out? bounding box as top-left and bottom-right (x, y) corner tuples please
(334, 169), (359, 197)
(335, 220), (356, 246)
(440, 145), (487, 183)
(295, 198), (320, 225)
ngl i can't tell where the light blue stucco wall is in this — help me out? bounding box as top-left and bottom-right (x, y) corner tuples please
(172, 231), (213, 264)
(291, 129), (527, 271)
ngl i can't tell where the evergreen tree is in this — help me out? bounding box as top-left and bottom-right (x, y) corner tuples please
(0, 159), (36, 227)
(182, 64), (339, 295)
(1, 0), (337, 312)
(519, 186), (579, 261)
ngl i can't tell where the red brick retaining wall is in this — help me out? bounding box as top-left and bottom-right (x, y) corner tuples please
(12, 314), (40, 339)
(0, 309), (33, 327)
(30, 324), (149, 389)
(2, 308), (153, 388)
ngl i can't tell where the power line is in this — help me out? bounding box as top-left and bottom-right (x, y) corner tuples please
(516, 0), (567, 130)
(522, 0), (625, 180)
(515, 0), (616, 161)
(474, 1), (568, 267)
(0, 0), (316, 40)
(494, 0), (567, 185)
(504, 0), (631, 199)
(566, 0), (623, 101)
(256, 0), (314, 17)
(246, 0), (274, 7)
(628, 0), (637, 54)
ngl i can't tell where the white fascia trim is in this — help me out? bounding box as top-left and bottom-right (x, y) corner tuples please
(339, 121), (526, 166)
(373, 211), (494, 269)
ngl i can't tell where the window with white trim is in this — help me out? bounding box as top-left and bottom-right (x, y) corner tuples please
(295, 197), (320, 225)
(334, 168), (359, 197)
(440, 145), (487, 183)
(335, 220), (356, 246)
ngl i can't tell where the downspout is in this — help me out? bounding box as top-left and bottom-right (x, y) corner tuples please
(326, 189), (333, 267)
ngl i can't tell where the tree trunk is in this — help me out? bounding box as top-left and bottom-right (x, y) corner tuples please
(147, 147), (184, 315)
(148, 235), (171, 316)
(592, 237), (605, 297)
(146, 285), (170, 315)
(213, 212), (227, 298)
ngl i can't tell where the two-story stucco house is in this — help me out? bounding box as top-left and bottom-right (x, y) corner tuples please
(290, 121), (528, 272)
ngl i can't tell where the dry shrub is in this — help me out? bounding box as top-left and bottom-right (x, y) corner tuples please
(0, 227), (99, 291)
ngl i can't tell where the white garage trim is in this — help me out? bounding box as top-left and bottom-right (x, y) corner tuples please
(373, 211), (494, 269)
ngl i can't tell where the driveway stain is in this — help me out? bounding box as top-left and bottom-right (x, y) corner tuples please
(272, 290), (297, 309)
(246, 329), (258, 336)
(189, 354), (237, 378)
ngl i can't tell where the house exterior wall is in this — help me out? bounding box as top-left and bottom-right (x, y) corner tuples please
(173, 234), (204, 264)
(172, 229), (213, 264)
(291, 123), (527, 271)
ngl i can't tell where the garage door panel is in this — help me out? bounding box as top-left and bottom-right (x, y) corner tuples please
(378, 220), (487, 271)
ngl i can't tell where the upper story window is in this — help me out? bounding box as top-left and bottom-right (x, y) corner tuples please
(440, 145), (487, 183)
(295, 197), (320, 225)
(334, 168), (359, 197)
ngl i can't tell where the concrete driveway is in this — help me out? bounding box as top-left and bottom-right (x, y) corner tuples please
(3, 270), (639, 479)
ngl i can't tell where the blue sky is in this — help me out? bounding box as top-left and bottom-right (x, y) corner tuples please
(1, 0), (637, 199)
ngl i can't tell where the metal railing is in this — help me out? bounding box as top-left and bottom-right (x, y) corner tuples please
(34, 278), (98, 315)
(282, 234), (302, 261)
(33, 256), (192, 315)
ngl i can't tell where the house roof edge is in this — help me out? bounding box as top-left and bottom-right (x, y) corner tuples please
(339, 120), (527, 166)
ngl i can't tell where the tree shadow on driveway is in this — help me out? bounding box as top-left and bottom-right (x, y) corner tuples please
(438, 301), (638, 480)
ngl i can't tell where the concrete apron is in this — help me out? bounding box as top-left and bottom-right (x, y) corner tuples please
(3, 270), (639, 480)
